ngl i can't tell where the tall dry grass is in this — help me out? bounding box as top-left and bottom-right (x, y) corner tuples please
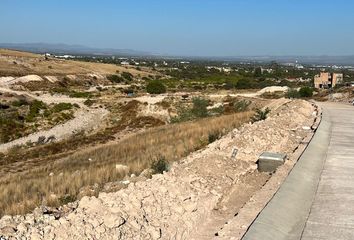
(0, 111), (252, 216)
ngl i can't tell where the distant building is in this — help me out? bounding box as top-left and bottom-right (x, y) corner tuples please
(314, 72), (343, 88)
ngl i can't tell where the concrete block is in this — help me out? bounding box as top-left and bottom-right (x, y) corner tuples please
(257, 152), (287, 172)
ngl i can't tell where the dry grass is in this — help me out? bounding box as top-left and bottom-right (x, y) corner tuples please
(0, 111), (252, 216)
(0, 48), (156, 77)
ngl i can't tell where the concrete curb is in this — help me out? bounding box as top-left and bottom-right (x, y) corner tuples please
(242, 108), (331, 240)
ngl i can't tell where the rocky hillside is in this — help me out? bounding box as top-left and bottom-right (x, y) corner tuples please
(0, 99), (317, 240)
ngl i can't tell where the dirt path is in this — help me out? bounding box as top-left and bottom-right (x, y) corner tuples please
(0, 99), (317, 239)
(0, 87), (108, 152)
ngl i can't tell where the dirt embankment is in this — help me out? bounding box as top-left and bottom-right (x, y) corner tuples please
(0, 99), (317, 239)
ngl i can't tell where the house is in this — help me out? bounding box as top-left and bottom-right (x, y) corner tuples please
(314, 72), (343, 89)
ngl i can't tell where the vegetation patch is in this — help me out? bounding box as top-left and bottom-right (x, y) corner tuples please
(146, 80), (167, 94)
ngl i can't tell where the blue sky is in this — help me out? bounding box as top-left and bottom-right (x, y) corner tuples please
(1, 0), (354, 56)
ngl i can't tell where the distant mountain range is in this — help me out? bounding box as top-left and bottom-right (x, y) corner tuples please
(1, 43), (354, 65)
(0, 43), (151, 56)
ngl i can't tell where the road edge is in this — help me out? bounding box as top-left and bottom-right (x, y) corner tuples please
(242, 105), (331, 240)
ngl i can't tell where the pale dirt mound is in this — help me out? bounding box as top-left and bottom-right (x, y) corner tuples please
(43, 76), (59, 83)
(256, 86), (289, 95)
(0, 75), (43, 86)
(0, 100), (316, 239)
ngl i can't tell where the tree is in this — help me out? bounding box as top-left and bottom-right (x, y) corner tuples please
(146, 80), (167, 94)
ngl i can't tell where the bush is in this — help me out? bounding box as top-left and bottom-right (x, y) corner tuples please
(59, 194), (76, 205)
(208, 131), (221, 143)
(69, 91), (91, 98)
(52, 103), (73, 113)
(107, 74), (125, 83)
(11, 99), (29, 107)
(122, 72), (133, 81)
(233, 100), (251, 112)
(191, 97), (209, 118)
(286, 88), (301, 99)
(236, 78), (253, 89)
(151, 156), (169, 174)
(299, 86), (313, 98)
(251, 107), (271, 122)
(26, 100), (47, 122)
(84, 99), (95, 106)
(146, 80), (167, 94)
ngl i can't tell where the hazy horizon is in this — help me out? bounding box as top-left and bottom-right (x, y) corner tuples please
(1, 0), (354, 56)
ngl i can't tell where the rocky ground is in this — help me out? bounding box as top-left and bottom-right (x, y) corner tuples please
(0, 99), (317, 240)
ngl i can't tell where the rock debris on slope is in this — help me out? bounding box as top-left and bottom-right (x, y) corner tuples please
(0, 99), (316, 240)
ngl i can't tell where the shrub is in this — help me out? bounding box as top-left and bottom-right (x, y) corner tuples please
(84, 99), (95, 106)
(286, 88), (301, 99)
(69, 91), (91, 98)
(26, 100), (47, 122)
(191, 97), (209, 118)
(107, 74), (124, 83)
(208, 130), (221, 143)
(251, 107), (271, 122)
(59, 194), (76, 205)
(233, 100), (251, 112)
(299, 86), (313, 98)
(151, 156), (169, 174)
(11, 99), (29, 107)
(236, 78), (253, 89)
(146, 80), (167, 94)
(52, 103), (73, 113)
(121, 72), (133, 81)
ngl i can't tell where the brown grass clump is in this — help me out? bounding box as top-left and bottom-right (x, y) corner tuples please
(0, 111), (252, 216)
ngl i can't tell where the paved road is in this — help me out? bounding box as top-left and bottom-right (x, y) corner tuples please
(243, 102), (354, 240)
(301, 102), (354, 240)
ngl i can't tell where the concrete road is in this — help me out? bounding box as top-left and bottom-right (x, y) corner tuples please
(243, 102), (354, 240)
(301, 102), (354, 240)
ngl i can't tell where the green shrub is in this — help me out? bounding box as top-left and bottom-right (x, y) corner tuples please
(191, 97), (209, 118)
(107, 74), (124, 83)
(26, 100), (47, 122)
(59, 194), (76, 205)
(121, 72), (133, 81)
(84, 99), (95, 106)
(286, 88), (301, 98)
(299, 86), (313, 98)
(151, 156), (169, 174)
(11, 99), (28, 107)
(236, 78), (253, 89)
(146, 80), (167, 94)
(251, 107), (271, 122)
(233, 100), (251, 112)
(52, 103), (73, 113)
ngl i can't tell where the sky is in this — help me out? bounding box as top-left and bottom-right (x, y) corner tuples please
(1, 0), (354, 56)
